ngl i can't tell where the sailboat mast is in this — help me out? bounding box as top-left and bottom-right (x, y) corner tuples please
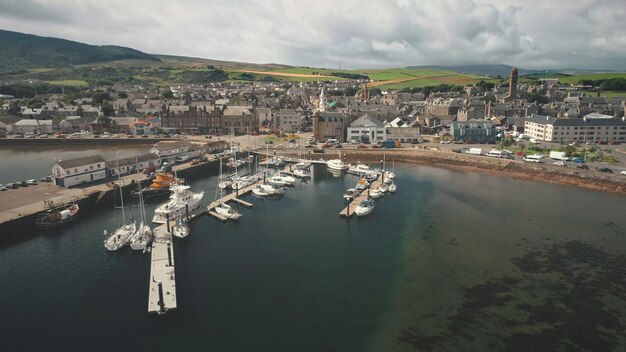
(117, 151), (126, 225)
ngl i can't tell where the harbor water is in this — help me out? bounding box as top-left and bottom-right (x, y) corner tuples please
(1, 157), (626, 351)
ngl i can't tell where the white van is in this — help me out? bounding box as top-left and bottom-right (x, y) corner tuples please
(487, 149), (503, 158)
(523, 154), (544, 163)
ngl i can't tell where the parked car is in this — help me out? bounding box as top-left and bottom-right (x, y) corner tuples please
(571, 157), (585, 163)
(621, 170), (626, 175)
(26, 179), (37, 185)
(6, 183), (17, 189)
(553, 161), (566, 167)
(440, 140), (450, 144)
(358, 144), (368, 149)
(452, 149), (462, 153)
(516, 151), (526, 156)
(199, 156), (209, 163)
(265, 140), (273, 144)
(576, 164), (589, 170)
(19, 181), (28, 187)
(0, 186), (6, 191)
(598, 167), (613, 173)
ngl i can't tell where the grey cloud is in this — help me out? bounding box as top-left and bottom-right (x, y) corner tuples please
(0, 0), (625, 70)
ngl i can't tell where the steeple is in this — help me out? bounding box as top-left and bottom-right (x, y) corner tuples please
(507, 66), (518, 100)
(319, 88), (325, 112)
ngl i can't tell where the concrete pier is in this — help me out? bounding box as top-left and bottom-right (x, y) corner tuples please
(148, 225), (177, 314)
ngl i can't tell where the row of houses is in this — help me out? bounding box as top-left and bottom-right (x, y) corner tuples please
(314, 112), (421, 144)
(0, 116), (161, 135)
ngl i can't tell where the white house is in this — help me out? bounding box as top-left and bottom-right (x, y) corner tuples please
(51, 155), (107, 188)
(347, 114), (386, 143)
(149, 140), (194, 163)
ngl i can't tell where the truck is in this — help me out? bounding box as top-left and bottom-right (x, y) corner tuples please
(549, 151), (569, 161)
(466, 148), (483, 156)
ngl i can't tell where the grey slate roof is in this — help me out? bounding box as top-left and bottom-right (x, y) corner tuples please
(58, 155), (105, 169)
(350, 114), (384, 128)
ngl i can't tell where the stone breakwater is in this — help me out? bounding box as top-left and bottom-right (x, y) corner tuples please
(310, 149), (626, 196)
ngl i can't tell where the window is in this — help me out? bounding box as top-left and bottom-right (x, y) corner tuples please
(74, 168), (78, 173)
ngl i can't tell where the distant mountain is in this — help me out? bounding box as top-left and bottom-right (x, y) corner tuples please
(408, 64), (621, 77)
(0, 29), (160, 73)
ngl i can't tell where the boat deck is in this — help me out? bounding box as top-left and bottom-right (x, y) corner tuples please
(339, 172), (384, 218)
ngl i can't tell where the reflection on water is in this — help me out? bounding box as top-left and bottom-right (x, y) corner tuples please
(0, 162), (625, 351)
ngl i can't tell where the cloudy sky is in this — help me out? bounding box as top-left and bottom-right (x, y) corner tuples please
(1, 0), (625, 70)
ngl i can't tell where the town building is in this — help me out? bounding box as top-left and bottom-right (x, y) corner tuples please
(313, 111), (350, 142)
(273, 109), (302, 132)
(347, 114), (386, 144)
(450, 119), (497, 143)
(51, 155), (107, 188)
(105, 153), (161, 177)
(524, 114), (626, 143)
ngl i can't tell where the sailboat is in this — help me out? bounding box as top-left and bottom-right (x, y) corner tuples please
(212, 157), (242, 220)
(104, 155), (136, 251)
(130, 158), (153, 251)
(172, 218), (190, 239)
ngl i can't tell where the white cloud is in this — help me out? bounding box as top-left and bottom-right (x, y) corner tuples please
(0, 0), (624, 70)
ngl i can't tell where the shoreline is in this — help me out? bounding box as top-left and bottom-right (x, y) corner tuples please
(302, 149), (626, 196)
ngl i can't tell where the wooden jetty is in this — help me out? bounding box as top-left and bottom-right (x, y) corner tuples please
(339, 172), (384, 218)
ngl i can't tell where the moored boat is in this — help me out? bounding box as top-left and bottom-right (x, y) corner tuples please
(354, 198), (375, 217)
(152, 185), (204, 224)
(35, 202), (79, 230)
(326, 159), (348, 171)
(172, 218), (190, 239)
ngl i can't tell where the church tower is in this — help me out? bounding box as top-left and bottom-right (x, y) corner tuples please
(508, 66), (518, 100)
(319, 88), (325, 112)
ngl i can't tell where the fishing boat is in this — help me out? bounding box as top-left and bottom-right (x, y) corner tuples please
(172, 218), (190, 239)
(354, 198), (375, 217)
(326, 159), (348, 171)
(35, 202), (79, 230)
(152, 185), (204, 224)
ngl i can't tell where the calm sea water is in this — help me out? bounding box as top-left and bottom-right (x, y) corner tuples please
(1, 159), (625, 351)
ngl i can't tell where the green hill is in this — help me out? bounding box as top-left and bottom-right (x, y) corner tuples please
(0, 29), (160, 73)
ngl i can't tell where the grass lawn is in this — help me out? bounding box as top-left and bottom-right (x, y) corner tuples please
(558, 72), (626, 84)
(581, 91), (626, 98)
(45, 79), (88, 86)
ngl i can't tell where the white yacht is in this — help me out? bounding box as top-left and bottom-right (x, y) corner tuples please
(269, 173), (295, 186)
(215, 202), (242, 220)
(291, 168), (310, 178)
(172, 218), (190, 239)
(104, 223), (136, 251)
(252, 183), (285, 197)
(152, 185), (204, 224)
(354, 198), (375, 217)
(370, 188), (383, 199)
(378, 184), (389, 193)
(348, 163), (372, 176)
(129, 222), (152, 251)
(388, 183), (397, 193)
(326, 159), (348, 171)
(231, 175), (259, 190)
